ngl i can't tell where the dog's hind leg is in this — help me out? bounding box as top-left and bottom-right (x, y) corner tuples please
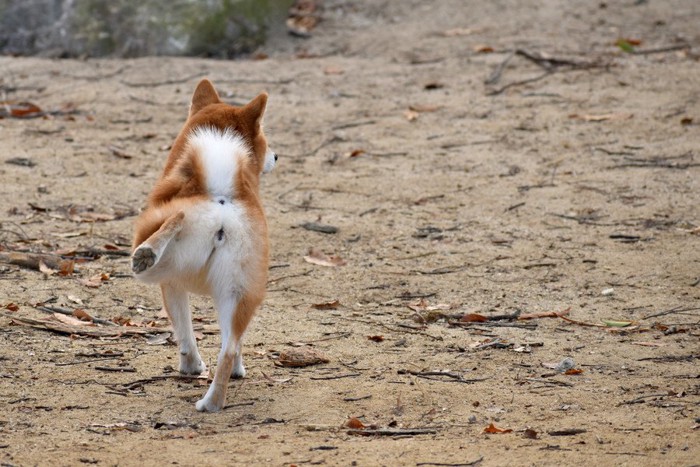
(195, 291), (260, 412)
(132, 211), (185, 274)
(161, 284), (205, 375)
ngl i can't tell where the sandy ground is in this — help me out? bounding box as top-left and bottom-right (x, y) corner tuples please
(1, 1), (699, 465)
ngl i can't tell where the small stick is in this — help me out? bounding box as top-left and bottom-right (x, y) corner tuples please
(348, 427), (438, 436)
(36, 305), (118, 327)
(417, 458), (483, 467)
(485, 51), (515, 85)
(94, 366), (137, 373)
(642, 306), (700, 320)
(343, 395), (372, 402)
(310, 373), (360, 381)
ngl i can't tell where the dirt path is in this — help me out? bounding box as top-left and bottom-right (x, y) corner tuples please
(1, 1), (699, 465)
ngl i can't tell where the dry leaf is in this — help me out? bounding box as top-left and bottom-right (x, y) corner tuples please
(348, 149), (365, 158)
(59, 260), (75, 276)
(311, 300), (341, 310)
(523, 428), (539, 439)
(461, 313), (488, 323)
(404, 109), (419, 121)
(277, 347), (330, 367)
(261, 371), (294, 384)
(473, 44), (494, 53)
(442, 27), (475, 37)
(53, 313), (94, 327)
(323, 66), (344, 75)
(0, 101), (43, 118)
(72, 309), (94, 322)
(484, 423), (512, 434)
(346, 417), (365, 429)
(367, 335), (384, 342)
(5, 303), (19, 312)
(564, 368), (584, 375)
(303, 248), (346, 267)
(39, 261), (56, 276)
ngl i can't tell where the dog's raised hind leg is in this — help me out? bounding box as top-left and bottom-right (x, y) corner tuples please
(132, 211), (185, 274)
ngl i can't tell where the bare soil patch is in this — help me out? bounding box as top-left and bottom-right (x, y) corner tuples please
(1, 1), (698, 465)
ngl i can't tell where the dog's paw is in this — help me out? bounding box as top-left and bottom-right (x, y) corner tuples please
(232, 362), (246, 379)
(132, 245), (156, 274)
(179, 352), (206, 375)
(195, 394), (224, 413)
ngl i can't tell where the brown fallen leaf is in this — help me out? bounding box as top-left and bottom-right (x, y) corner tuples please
(311, 300), (341, 310)
(80, 273), (110, 288)
(303, 248), (346, 267)
(0, 101), (43, 118)
(461, 313), (488, 323)
(519, 307), (571, 320)
(346, 417), (366, 429)
(72, 309), (94, 322)
(39, 261), (57, 276)
(367, 335), (384, 342)
(473, 44), (495, 53)
(277, 347), (330, 367)
(564, 368), (584, 375)
(53, 313), (94, 327)
(5, 303), (19, 312)
(523, 428), (539, 439)
(484, 423), (512, 434)
(348, 149), (365, 158)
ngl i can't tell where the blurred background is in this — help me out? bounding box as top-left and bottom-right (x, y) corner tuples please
(0, 0), (308, 58)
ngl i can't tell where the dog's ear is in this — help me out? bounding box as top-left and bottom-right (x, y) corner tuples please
(242, 92), (268, 131)
(189, 79), (221, 117)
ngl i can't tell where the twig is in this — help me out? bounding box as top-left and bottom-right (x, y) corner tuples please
(94, 366), (137, 373)
(514, 49), (600, 70)
(348, 427), (438, 436)
(309, 373), (360, 380)
(417, 458), (483, 467)
(620, 393), (670, 405)
(36, 305), (118, 327)
(485, 52), (515, 85)
(487, 71), (552, 96)
(398, 369), (487, 384)
(632, 44), (690, 55)
(524, 378), (573, 387)
(332, 120), (376, 130)
(343, 395), (372, 402)
(642, 306), (700, 320)
(547, 428), (587, 436)
(55, 356), (122, 366)
(120, 72), (207, 88)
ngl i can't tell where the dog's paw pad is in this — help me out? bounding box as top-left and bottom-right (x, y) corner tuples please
(132, 246), (156, 273)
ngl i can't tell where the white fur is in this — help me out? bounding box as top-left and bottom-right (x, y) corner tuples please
(188, 127), (249, 199)
(263, 147), (277, 173)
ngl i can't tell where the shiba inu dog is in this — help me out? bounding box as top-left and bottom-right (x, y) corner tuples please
(131, 79), (276, 412)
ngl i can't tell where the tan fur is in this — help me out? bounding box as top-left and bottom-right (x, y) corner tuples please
(131, 79), (272, 412)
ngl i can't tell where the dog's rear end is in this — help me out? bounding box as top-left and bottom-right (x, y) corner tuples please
(132, 79), (276, 412)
